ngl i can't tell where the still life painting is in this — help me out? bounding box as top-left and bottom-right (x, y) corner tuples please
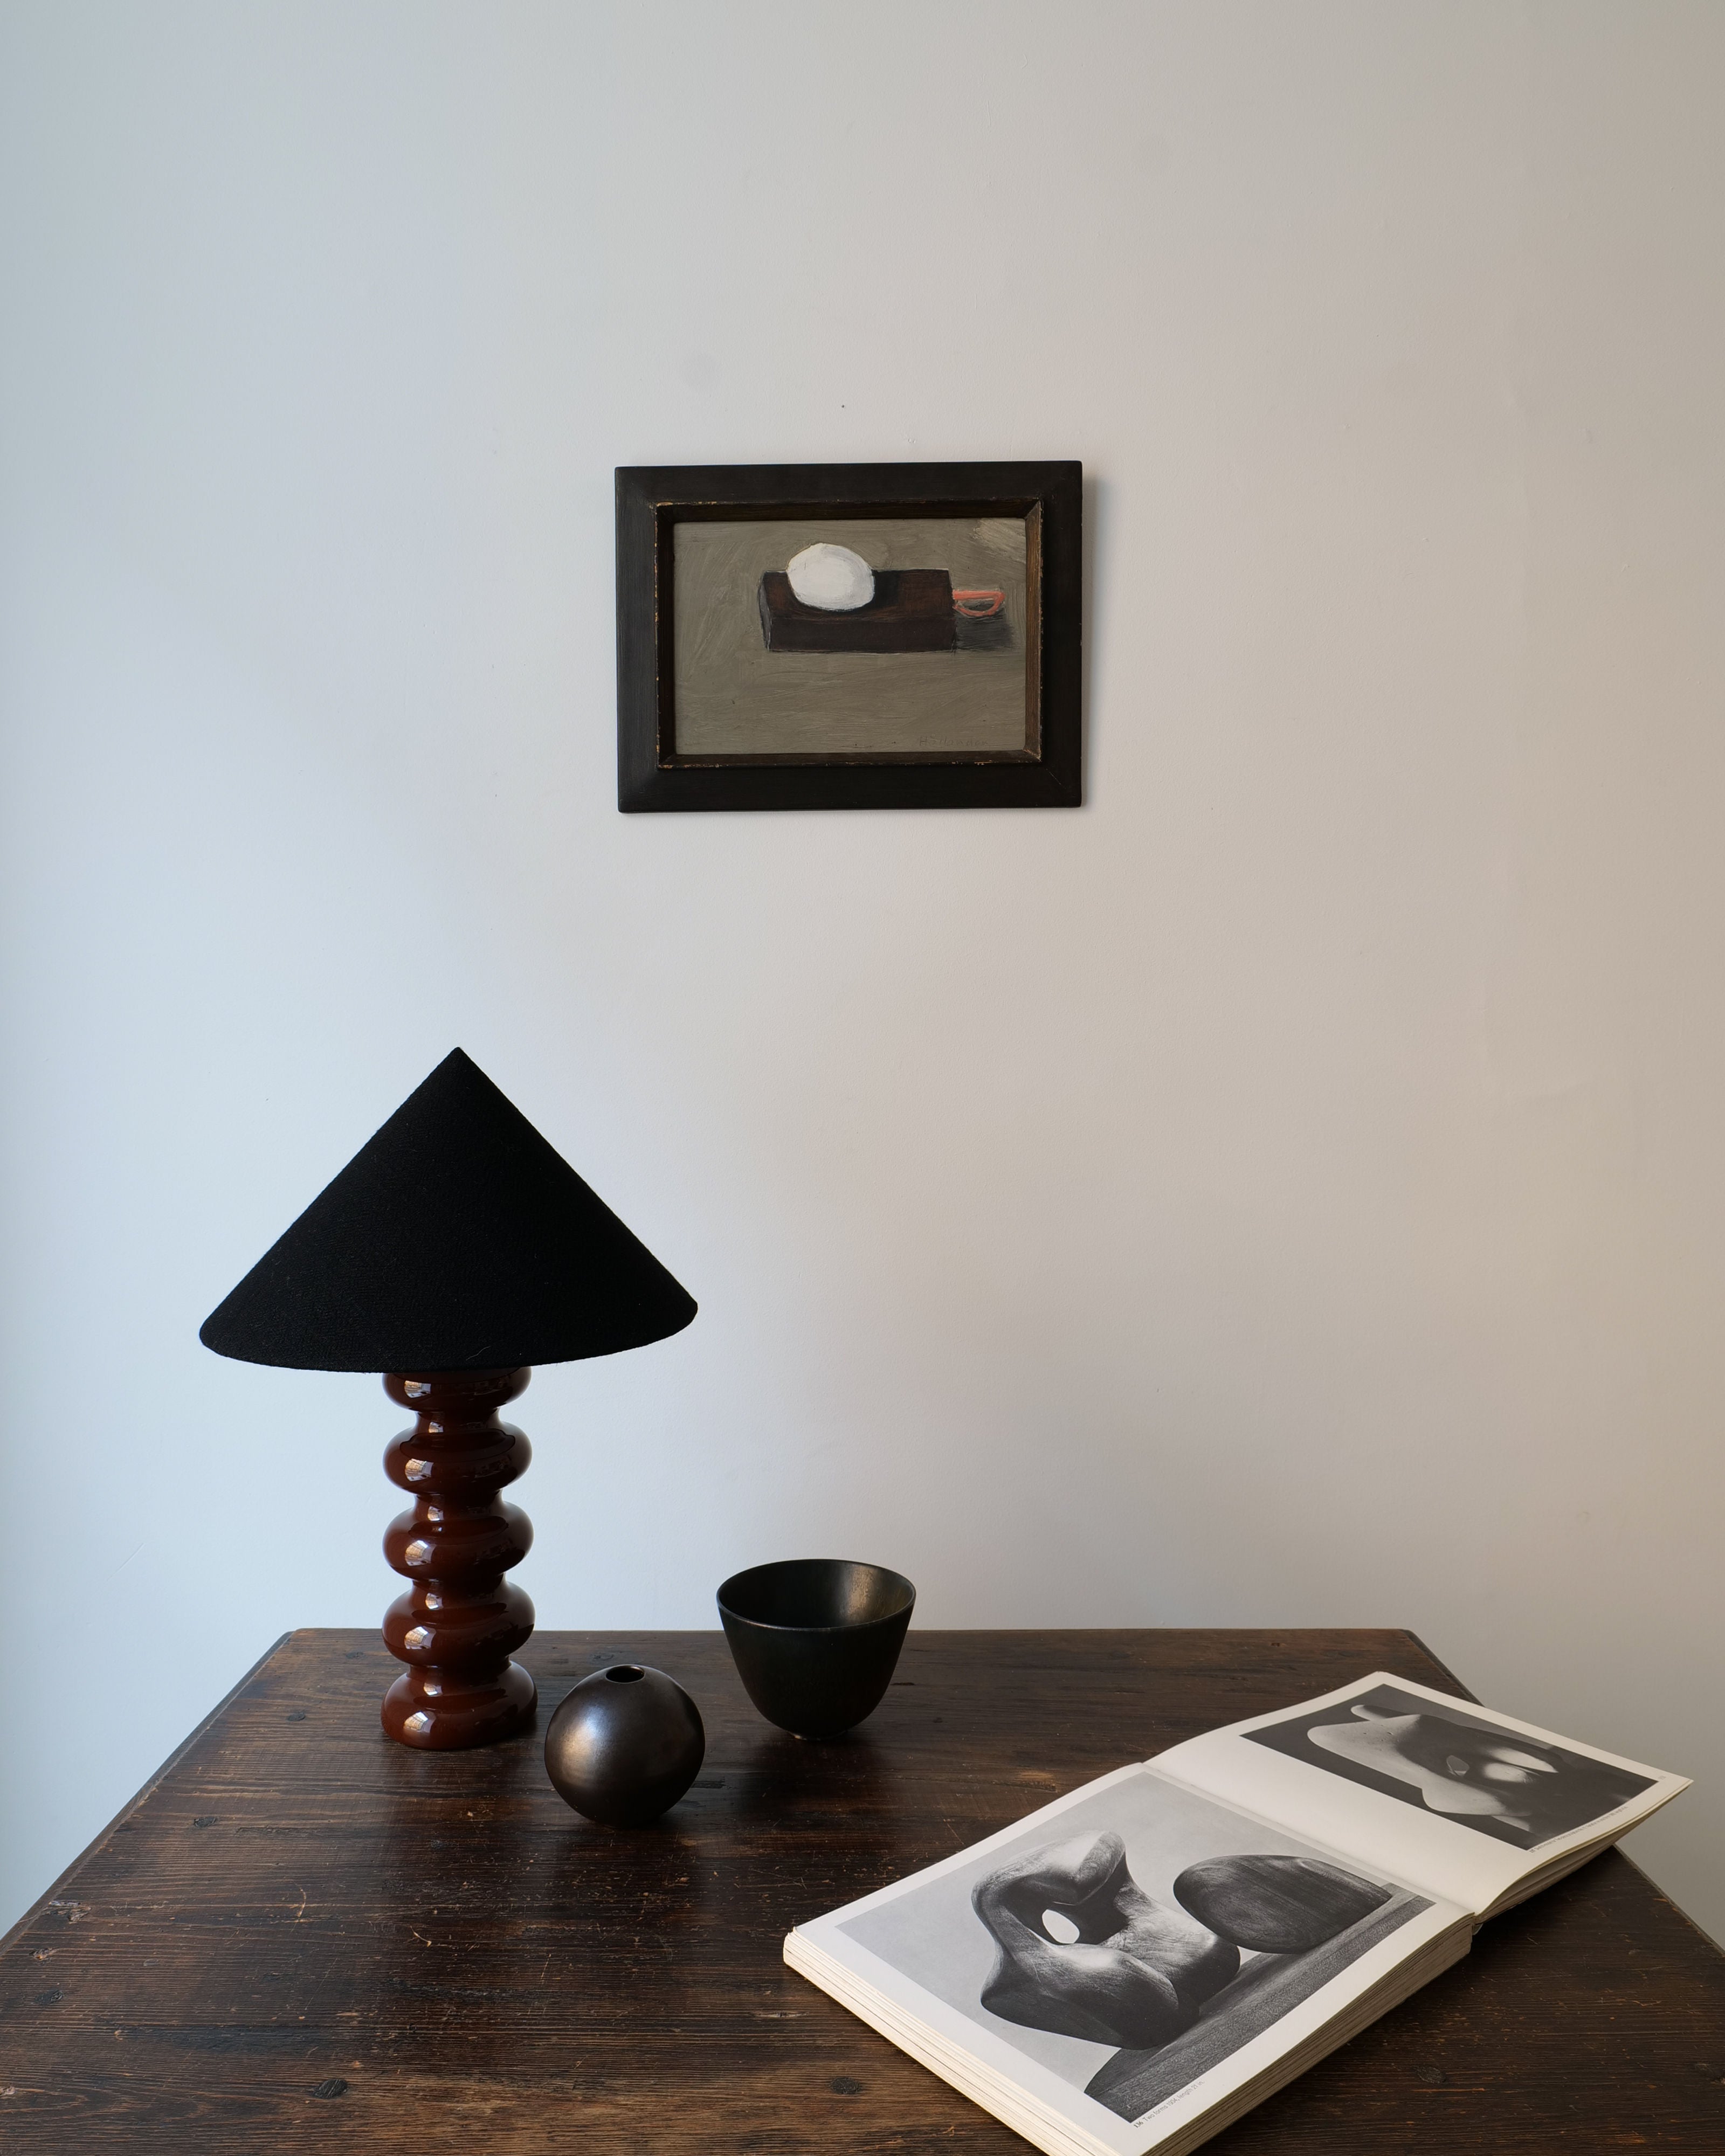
(616, 462), (1081, 811)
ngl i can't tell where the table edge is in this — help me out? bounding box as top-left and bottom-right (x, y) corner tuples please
(0, 1629), (294, 1958)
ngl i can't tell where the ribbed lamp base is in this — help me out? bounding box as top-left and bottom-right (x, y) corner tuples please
(379, 1366), (537, 1749)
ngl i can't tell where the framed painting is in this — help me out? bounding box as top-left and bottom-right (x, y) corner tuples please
(616, 461), (1082, 811)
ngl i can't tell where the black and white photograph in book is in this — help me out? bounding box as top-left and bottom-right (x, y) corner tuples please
(1244, 1683), (1655, 1849)
(838, 1771), (1430, 2129)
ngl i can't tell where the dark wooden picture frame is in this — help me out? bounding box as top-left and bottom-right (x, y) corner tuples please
(616, 461), (1082, 812)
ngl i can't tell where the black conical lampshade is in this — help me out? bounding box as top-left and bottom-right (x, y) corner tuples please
(200, 1048), (697, 1372)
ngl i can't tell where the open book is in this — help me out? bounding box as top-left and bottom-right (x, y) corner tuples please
(785, 1671), (1688, 2156)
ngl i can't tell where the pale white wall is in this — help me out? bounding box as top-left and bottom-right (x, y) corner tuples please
(4, 0), (1723, 1944)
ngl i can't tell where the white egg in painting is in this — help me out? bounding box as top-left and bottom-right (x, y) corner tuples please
(786, 542), (875, 611)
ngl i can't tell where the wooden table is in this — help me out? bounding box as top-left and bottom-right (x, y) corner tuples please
(2, 1629), (1721, 2150)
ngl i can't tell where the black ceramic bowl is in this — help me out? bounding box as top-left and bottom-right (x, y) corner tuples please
(717, 1558), (915, 1740)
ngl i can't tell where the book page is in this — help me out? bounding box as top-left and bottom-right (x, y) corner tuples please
(1150, 1671), (1689, 1916)
(790, 1763), (1466, 2156)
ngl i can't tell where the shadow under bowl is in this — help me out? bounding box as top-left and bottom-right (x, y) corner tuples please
(716, 1558), (915, 1740)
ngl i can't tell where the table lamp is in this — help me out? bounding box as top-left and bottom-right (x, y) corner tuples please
(199, 1048), (696, 1750)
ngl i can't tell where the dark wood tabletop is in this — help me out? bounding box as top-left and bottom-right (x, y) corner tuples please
(2, 1628), (1721, 2151)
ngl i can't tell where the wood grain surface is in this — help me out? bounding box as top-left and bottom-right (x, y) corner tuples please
(2, 1629), (1721, 2151)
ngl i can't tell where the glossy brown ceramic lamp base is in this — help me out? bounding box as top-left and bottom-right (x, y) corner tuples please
(381, 1367), (537, 1749)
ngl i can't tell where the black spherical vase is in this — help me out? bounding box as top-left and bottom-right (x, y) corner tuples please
(544, 1664), (705, 1827)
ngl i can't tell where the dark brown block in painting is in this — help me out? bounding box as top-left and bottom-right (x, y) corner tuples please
(3, 1628), (1722, 2153)
(759, 568), (956, 651)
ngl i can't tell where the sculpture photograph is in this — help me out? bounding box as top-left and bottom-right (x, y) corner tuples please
(836, 1767), (1431, 2128)
(1244, 1682), (1656, 1848)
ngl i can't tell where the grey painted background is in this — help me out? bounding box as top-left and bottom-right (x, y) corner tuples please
(674, 516), (1029, 757)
